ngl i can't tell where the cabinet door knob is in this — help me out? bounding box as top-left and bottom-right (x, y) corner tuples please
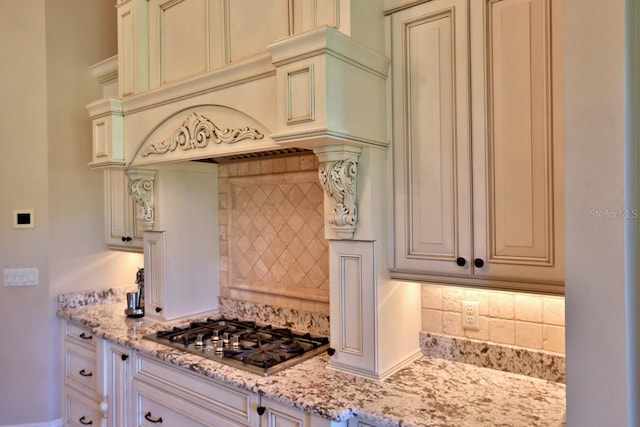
(456, 257), (466, 267)
(121, 354), (129, 361)
(474, 258), (485, 268)
(121, 236), (132, 242)
(257, 406), (266, 416)
(144, 412), (163, 423)
(327, 348), (336, 356)
(155, 307), (163, 313)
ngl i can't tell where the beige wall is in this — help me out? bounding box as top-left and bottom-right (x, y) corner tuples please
(0, 1), (139, 424)
(564, 0), (628, 425)
(0, 2), (50, 423)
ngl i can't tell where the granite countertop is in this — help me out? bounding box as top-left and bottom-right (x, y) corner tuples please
(58, 300), (566, 427)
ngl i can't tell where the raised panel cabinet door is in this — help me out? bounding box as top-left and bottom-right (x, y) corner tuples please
(258, 397), (343, 427)
(328, 241), (377, 376)
(148, 0), (210, 87)
(104, 169), (143, 252)
(64, 386), (103, 427)
(133, 378), (252, 427)
(392, 0), (473, 275)
(106, 343), (133, 427)
(116, 0), (148, 96)
(470, 0), (564, 284)
(227, 0), (291, 63)
(143, 231), (166, 321)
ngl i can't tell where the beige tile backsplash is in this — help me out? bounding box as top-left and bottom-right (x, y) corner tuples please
(219, 154), (329, 315)
(421, 283), (565, 354)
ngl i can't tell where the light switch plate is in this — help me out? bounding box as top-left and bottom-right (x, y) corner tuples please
(4, 268), (38, 286)
(13, 209), (34, 229)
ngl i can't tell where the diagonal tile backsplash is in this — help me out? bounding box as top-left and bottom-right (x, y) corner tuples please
(219, 154), (329, 314)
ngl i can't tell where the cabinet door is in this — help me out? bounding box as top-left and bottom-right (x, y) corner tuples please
(133, 379), (251, 427)
(143, 231), (166, 320)
(64, 341), (99, 397)
(258, 397), (344, 427)
(391, 0), (472, 275)
(135, 353), (258, 425)
(64, 386), (104, 427)
(105, 169), (143, 252)
(470, 0), (564, 284)
(106, 343), (133, 427)
(116, 0), (148, 96)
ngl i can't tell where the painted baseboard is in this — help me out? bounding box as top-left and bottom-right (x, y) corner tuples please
(0, 419), (63, 427)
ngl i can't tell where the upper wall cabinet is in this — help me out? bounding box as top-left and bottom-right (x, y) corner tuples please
(104, 168), (144, 252)
(89, 0), (388, 169)
(390, 0), (564, 293)
(116, 0), (385, 97)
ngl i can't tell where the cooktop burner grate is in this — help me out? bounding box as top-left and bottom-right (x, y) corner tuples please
(144, 317), (329, 376)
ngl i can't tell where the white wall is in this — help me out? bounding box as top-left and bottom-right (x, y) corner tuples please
(0, 1), (141, 424)
(564, 0), (628, 425)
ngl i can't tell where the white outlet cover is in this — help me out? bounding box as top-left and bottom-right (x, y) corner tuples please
(462, 300), (480, 330)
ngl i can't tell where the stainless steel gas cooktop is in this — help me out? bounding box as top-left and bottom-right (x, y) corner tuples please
(144, 317), (330, 376)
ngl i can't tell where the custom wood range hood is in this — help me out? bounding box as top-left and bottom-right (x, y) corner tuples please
(86, 0), (421, 381)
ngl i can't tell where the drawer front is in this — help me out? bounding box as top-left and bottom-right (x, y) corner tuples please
(65, 321), (96, 349)
(64, 386), (102, 427)
(133, 378), (248, 427)
(65, 341), (98, 396)
(135, 354), (256, 424)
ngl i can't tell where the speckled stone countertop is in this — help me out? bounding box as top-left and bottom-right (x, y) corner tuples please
(57, 299), (566, 427)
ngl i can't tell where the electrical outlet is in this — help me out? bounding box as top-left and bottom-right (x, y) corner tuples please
(462, 301), (480, 330)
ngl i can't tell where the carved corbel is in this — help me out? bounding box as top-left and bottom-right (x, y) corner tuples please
(126, 169), (156, 231)
(314, 146), (362, 239)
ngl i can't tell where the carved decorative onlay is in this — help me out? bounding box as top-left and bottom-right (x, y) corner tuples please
(127, 169), (156, 231)
(142, 112), (264, 157)
(315, 146), (362, 239)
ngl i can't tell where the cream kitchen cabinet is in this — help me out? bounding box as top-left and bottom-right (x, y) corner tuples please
(62, 320), (105, 427)
(133, 354), (346, 427)
(390, 0), (564, 293)
(105, 342), (134, 427)
(137, 162), (219, 322)
(116, 0), (384, 97)
(258, 396), (348, 427)
(104, 168), (143, 252)
(133, 353), (258, 426)
(116, 0), (148, 97)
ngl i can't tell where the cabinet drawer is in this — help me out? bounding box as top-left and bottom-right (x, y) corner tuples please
(133, 378), (249, 427)
(65, 321), (96, 349)
(65, 341), (98, 396)
(64, 385), (102, 427)
(135, 354), (256, 425)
